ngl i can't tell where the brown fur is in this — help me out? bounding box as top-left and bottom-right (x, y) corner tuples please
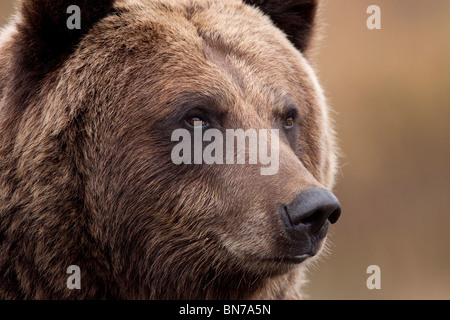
(0, 0), (338, 299)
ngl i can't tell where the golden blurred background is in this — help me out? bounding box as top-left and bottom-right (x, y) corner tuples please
(310, 0), (450, 300)
(0, 0), (448, 300)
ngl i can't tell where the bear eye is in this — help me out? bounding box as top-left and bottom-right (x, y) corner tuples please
(284, 117), (295, 129)
(186, 116), (208, 128)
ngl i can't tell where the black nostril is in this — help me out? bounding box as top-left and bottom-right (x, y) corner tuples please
(280, 188), (341, 235)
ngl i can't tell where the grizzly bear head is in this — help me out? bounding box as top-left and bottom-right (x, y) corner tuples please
(0, 0), (340, 299)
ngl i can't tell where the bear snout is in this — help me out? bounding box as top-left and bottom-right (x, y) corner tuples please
(278, 188), (341, 260)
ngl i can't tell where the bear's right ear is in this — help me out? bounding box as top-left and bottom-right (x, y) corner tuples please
(7, 0), (115, 109)
(15, 0), (114, 82)
(242, 0), (318, 53)
(17, 0), (115, 74)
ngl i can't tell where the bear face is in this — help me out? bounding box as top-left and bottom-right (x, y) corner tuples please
(0, 0), (340, 299)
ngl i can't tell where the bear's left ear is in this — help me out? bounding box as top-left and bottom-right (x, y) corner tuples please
(242, 0), (318, 52)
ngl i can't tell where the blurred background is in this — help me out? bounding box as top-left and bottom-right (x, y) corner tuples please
(309, 0), (450, 300)
(1, 0), (448, 300)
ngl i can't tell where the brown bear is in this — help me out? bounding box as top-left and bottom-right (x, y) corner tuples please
(0, 0), (341, 299)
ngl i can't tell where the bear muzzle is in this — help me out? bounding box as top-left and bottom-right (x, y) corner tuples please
(278, 188), (341, 263)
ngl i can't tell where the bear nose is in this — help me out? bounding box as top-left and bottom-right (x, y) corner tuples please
(280, 188), (341, 238)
